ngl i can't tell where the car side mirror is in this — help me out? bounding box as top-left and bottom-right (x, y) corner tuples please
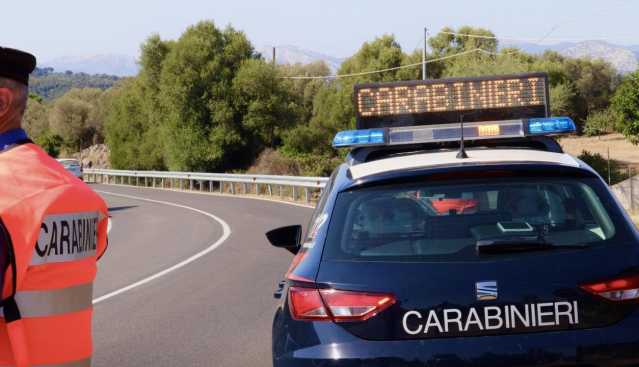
(266, 225), (302, 255)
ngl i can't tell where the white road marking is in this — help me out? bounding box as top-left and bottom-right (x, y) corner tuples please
(92, 190), (232, 305)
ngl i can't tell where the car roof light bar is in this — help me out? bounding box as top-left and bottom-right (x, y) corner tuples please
(332, 117), (575, 149)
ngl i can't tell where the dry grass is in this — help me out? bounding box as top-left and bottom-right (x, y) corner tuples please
(247, 148), (301, 176)
(559, 133), (639, 169)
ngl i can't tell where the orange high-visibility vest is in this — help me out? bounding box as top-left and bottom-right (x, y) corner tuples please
(0, 143), (108, 367)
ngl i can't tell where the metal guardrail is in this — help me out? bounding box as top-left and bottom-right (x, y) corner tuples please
(84, 168), (329, 203)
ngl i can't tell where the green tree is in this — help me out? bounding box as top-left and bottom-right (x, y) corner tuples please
(233, 59), (300, 148)
(49, 96), (90, 150)
(158, 21), (256, 171)
(427, 26), (498, 78)
(105, 79), (165, 169)
(549, 83), (576, 116)
(106, 35), (173, 170)
(279, 61), (331, 123)
(429, 26), (497, 56)
(23, 96), (50, 138)
(562, 58), (619, 123)
(583, 108), (622, 136)
(612, 71), (639, 144)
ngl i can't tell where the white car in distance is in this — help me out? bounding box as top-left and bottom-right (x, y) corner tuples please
(57, 158), (83, 180)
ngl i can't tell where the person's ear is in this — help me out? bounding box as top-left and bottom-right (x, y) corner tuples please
(0, 88), (13, 119)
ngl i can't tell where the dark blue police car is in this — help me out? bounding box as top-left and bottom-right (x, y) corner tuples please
(267, 73), (639, 366)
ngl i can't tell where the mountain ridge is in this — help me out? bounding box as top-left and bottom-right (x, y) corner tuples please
(503, 40), (639, 74)
(41, 54), (139, 77)
(40, 41), (639, 78)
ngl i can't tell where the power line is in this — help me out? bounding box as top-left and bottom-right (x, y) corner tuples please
(280, 48), (495, 80)
(438, 30), (634, 43)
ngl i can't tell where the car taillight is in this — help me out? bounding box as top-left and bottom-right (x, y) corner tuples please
(288, 286), (395, 322)
(581, 274), (639, 301)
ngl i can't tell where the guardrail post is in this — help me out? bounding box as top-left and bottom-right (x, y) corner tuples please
(279, 185), (283, 198)
(292, 186), (297, 201)
(231, 183), (235, 195)
(268, 184), (272, 196)
(305, 188), (310, 203)
(242, 183), (247, 194)
(219, 182), (223, 194)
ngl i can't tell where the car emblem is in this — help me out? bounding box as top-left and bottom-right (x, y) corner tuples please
(476, 281), (498, 301)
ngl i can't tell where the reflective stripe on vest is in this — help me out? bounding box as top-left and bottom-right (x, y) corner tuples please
(0, 283), (93, 318)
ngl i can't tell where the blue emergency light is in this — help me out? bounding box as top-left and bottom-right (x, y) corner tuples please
(527, 117), (576, 135)
(332, 117), (576, 148)
(333, 129), (386, 147)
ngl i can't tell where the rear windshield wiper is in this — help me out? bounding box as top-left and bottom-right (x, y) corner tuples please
(476, 238), (590, 254)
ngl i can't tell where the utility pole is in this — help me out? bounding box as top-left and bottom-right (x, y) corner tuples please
(272, 46), (276, 67)
(422, 27), (428, 80)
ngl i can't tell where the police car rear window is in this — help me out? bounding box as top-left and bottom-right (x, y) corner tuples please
(323, 176), (631, 262)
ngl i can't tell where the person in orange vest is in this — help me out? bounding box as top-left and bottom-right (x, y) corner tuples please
(0, 47), (108, 367)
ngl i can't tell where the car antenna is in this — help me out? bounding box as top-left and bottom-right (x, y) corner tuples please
(456, 113), (468, 159)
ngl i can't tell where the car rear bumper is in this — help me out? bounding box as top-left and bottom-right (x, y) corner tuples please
(273, 310), (639, 367)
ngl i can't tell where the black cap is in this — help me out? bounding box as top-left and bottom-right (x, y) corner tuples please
(0, 47), (36, 86)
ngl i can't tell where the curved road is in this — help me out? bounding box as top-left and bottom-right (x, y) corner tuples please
(90, 184), (312, 366)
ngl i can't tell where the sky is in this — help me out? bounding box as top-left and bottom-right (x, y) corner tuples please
(3, 0), (639, 62)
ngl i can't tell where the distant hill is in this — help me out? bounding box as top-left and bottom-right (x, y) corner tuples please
(42, 54), (138, 77)
(504, 40), (639, 74)
(262, 42), (639, 75)
(29, 67), (120, 100)
(258, 45), (344, 72)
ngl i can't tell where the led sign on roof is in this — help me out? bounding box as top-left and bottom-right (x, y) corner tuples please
(354, 73), (549, 129)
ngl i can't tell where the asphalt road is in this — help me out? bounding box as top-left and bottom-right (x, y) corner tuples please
(90, 184), (313, 367)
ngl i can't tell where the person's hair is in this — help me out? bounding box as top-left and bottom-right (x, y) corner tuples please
(0, 77), (28, 115)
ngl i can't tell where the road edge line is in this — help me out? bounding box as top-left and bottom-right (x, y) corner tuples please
(92, 190), (232, 305)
